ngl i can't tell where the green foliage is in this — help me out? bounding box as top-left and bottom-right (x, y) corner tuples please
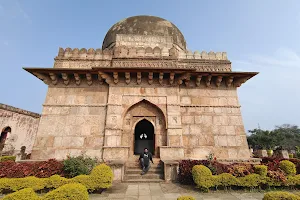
(192, 165), (214, 191)
(43, 183), (89, 200)
(0, 156), (16, 162)
(0, 164), (113, 194)
(215, 173), (238, 187)
(286, 175), (300, 186)
(296, 146), (300, 158)
(63, 155), (97, 178)
(254, 165), (268, 176)
(46, 175), (70, 189)
(0, 176), (47, 192)
(177, 196), (195, 200)
(247, 124), (300, 151)
(89, 163), (113, 190)
(263, 191), (300, 200)
(279, 160), (297, 176)
(238, 174), (261, 188)
(2, 188), (40, 200)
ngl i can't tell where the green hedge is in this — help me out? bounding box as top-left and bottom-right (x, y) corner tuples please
(0, 156), (16, 162)
(280, 160), (297, 176)
(177, 196), (195, 200)
(192, 164), (300, 191)
(0, 164), (113, 193)
(2, 183), (89, 200)
(2, 188), (40, 200)
(263, 191), (300, 200)
(43, 183), (89, 200)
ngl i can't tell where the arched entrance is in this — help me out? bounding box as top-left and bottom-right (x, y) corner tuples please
(134, 119), (154, 155)
(0, 127), (11, 151)
(122, 99), (167, 158)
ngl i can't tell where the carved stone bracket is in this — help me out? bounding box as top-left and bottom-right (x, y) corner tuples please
(113, 72), (118, 84)
(74, 73), (81, 85)
(137, 72), (142, 84)
(49, 73), (58, 85)
(159, 72), (164, 85)
(98, 72), (112, 84)
(196, 75), (202, 87)
(184, 74), (191, 87)
(215, 76), (223, 87)
(177, 73), (190, 85)
(169, 72), (175, 85)
(125, 72), (130, 84)
(61, 73), (69, 85)
(86, 73), (93, 85)
(205, 75), (212, 87)
(226, 76), (234, 87)
(148, 72), (153, 85)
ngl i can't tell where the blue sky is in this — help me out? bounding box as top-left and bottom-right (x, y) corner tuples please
(0, 0), (299, 132)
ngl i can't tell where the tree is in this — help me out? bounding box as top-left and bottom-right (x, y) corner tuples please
(247, 124), (300, 150)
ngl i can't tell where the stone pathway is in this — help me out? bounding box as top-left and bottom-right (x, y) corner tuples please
(89, 182), (265, 200)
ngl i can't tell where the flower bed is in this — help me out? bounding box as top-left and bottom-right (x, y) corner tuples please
(0, 159), (64, 178)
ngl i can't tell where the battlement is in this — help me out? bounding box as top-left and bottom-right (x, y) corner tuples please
(55, 47), (228, 61)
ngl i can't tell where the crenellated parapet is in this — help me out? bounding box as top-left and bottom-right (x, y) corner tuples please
(55, 46), (228, 61)
(56, 47), (113, 60)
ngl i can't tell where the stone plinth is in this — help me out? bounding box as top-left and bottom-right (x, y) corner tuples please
(106, 160), (125, 182)
(162, 160), (179, 182)
(274, 150), (289, 159)
(255, 150), (268, 157)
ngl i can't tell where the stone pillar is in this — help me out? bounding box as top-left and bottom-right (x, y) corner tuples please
(159, 96), (185, 160)
(103, 90), (129, 161)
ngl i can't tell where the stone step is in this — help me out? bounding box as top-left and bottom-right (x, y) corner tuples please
(125, 168), (162, 174)
(123, 178), (164, 183)
(124, 173), (163, 180)
(126, 162), (162, 168)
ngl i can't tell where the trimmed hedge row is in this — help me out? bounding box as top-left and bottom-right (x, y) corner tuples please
(0, 164), (113, 193)
(192, 162), (300, 191)
(0, 156), (16, 162)
(2, 183), (89, 200)
(177, 196), (195, 200)
(263, 191), (300, 200)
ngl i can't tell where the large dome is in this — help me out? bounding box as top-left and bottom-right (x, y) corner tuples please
(102, 15), (187, 50)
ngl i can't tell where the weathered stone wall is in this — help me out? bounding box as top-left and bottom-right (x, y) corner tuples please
(0, 104), (40, 155)
(31, 86), (108, 160)
(179, 87), (250, 159)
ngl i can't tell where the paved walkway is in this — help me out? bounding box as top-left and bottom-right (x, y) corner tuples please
(89, 182), (265, 200)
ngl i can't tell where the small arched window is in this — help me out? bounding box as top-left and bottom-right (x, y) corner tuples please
(0, 126), (11, 150)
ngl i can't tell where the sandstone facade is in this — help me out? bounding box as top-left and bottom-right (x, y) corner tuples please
(24, 15), (258, 163)
(0, 104), (40, 155)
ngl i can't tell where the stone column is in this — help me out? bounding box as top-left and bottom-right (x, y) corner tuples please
(160, 95), (184, 160)
(102, 91), (129, 161)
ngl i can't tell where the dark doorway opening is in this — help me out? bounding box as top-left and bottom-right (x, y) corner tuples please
(0, 127), (11, 151)
(134, 119), (154, 155)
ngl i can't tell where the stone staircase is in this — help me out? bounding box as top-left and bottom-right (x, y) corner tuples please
(123, 157), (164, 183)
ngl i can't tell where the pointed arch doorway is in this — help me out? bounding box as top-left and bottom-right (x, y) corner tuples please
(122, 99), (167, 158)
(134, 119), (154, 155)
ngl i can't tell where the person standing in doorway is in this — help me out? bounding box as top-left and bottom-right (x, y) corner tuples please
(139, 148), (153, 175)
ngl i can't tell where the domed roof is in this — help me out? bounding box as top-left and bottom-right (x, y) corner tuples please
(102, 15), (187, 50)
